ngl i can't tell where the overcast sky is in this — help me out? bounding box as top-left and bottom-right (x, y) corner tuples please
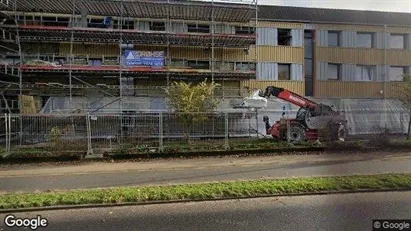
(257, 0), (411, 13)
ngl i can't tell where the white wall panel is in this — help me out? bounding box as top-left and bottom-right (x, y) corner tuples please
(342, 31), (356, 47)
(341, 64), (356, 81)
(257, 27), (277, 46)
(257, 62), (278, 80)
(291, 29), (304, 47)
(317, 62), (328, 80)
(291, 64), (303, 81)
(375, 65), (389, 82)
(374, 32), (389, 49)
(316, 30), (328, 47)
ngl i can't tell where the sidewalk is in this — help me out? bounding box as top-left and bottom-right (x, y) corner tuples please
(1, 151), (410, 178)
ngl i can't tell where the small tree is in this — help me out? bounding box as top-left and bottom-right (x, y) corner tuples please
(165, 79), (220, 144)
(398, 75), (411, 140)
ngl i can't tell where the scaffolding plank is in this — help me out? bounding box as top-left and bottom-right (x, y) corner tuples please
(5, 0), (255, 22)
(16, 25), (256, 47)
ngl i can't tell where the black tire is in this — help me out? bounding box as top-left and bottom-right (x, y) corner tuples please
(288, 125), (306, 143)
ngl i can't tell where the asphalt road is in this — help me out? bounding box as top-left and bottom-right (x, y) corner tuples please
(1, 151), (411, 192)
(1, 191), (411, 231)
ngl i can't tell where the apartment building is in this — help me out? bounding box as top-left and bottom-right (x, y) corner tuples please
(1, 1), (410, 113)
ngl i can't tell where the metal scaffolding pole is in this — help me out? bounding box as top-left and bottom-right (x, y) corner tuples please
(166, 0), (171, 87)
(211, 0), (215, 83)
(119, 0), (125, 141)
(12, 0), (23, 145)
(69, 0), (76, 115)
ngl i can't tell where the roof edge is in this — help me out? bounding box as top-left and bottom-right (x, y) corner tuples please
(257, 18), (411, 28)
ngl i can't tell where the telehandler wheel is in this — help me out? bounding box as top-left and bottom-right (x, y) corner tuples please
(288, 125), (306, 143)
(330, 123), (346, 142)
(337, 124), (346, 142)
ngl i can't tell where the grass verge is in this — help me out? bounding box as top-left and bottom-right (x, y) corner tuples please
(1, 173), (411, 210)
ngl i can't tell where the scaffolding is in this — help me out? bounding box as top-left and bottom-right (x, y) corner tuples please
(0, 0), (22, 114)
(0, 0), (258, 115)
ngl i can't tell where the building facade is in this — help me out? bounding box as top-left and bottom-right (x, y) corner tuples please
(1, 1), (411, 113)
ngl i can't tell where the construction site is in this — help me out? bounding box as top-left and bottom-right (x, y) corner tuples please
(0, 0), (410, 157)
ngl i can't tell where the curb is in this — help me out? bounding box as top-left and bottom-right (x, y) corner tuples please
(1, 188), (410, 214)
(2, 146), (411, 165)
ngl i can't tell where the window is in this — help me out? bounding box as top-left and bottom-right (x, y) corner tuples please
(278, 29), (292, 46)
(187, 24), (210, 33)
(328, 63), (341, 80)
(150, 22), (165, 31)
(187, 60), (210, 69)
(356, 32), (374, 48)
(328, 31), (341, 47)
(278, 64), (291, 80)
(235, 62), (256, 71)
(355, 65), (373, 81)
(389, 66), (406, 81)
(235, 26), (255, 35)
(390, 34), (406, 49)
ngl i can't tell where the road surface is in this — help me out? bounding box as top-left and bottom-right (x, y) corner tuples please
(1, 151), (411, 192)
(1, 191), (411, 231)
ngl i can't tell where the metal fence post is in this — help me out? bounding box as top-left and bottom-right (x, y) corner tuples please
(159, 112), (164, 152)
(8, 113), (11, 152)
(4, 113), (8, 153)
(255, 109), (259, 138)
(224, 112), (229, 150)
(86, 113), (93, 155)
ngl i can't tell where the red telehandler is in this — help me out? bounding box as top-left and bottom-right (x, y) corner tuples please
(259, 86), (347, 143)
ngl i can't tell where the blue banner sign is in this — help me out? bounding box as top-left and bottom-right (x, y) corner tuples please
(124, 50), (165, 67)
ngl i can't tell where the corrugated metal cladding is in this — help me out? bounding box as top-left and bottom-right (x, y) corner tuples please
(257, 62), (303, 81)
(341, 64), (356, 81)
(257, 27), (277, 46)
(291, 64), (303, 81)
(135, 21), (150, 31)
(243, 80), (305, 96)
(316, 47), (384, 65)
(375, 65), (388, 82)
(315, 81), (384, 98)
(372, 32), (388, 49)
(315, 81), (406, 98)
(317, 62), (328, 80)
(171, 22), (187, 33)
(257, 28), (303, 47)
(257, 21), (304, 29)
(257, 46), (304, 63)
(291, 29), (304, 47)
(316, 30), (328, 47)
(341, 31), (356, 48)
(387, 50), (411, 66)
(257, 62), (278, 80)
(215, 24), (235, 35)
